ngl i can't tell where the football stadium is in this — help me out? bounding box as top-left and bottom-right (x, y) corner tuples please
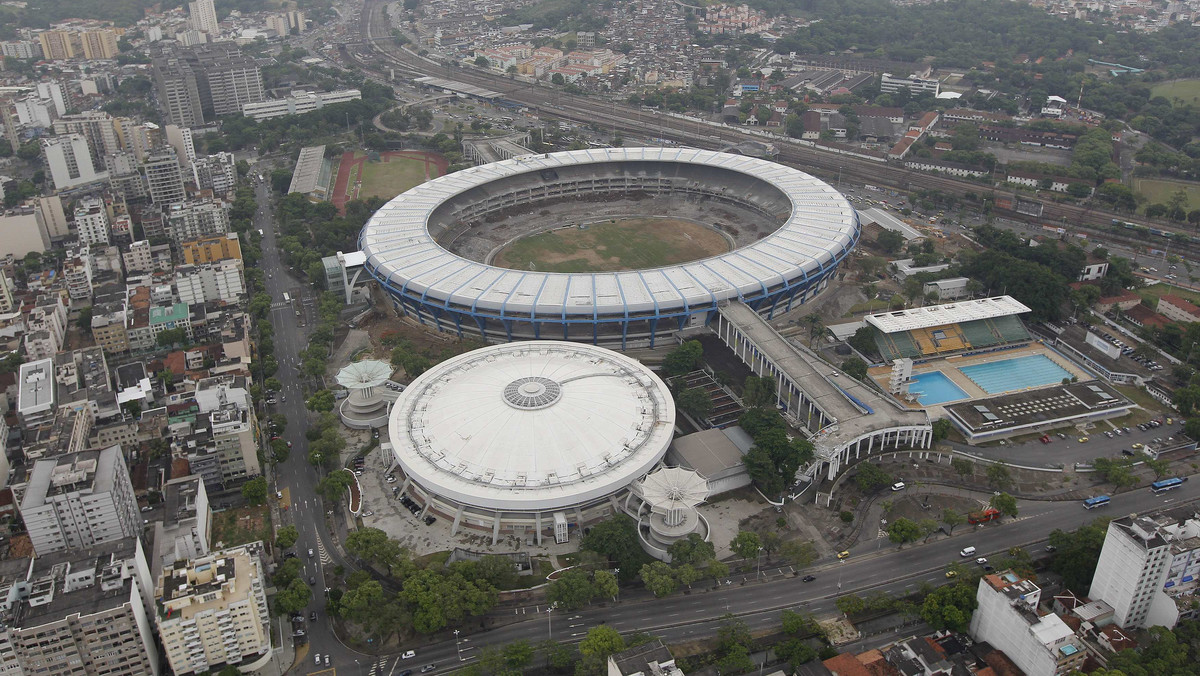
(358, 147), (860, 348)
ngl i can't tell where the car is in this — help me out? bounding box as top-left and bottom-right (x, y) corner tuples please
(284, 552), (296, 559)
(945, 570), (957, 578)
(355, 470), (363, 476)
(1104, 431), (1114, 438)
(421, 666), (437, 674)
(1132, 443), (1144, 449)
(1045, 545), (1057, 553)
(802, 575), (816, 582)
(386, 475), (397, 482)
(276, 490), (283, 499)
(402, 650), (416, 659)
(140, 505), (152, 512)
(976, 557), (988, 565)
(325, 655), (330, 666)
(1056, 433), (1067, 439)
(960, 546), (976, 557)
(1123, 426), (1131, 433)
(1115, 428), (1124, 436)
(891, 481), (906, 491)
(308, 548), (314, 558)
(983, 565), (994, 572)
(424, 515), (436, 525)
(291, 615), (304, 622)
(265, 398), (278, 405)
(286, 441), (293, 447)
(398, 671), (412, 676)
(362, 510), (374, 517)
(315, 654), (321, 665)
(308, 576), (315, 585)
(1077, 437), (1089, 443)
(1121, 449), (1135, 456)
(838, 551), (850, 559)
(310, 611), (318, 622)
(293, 630), (306, 637)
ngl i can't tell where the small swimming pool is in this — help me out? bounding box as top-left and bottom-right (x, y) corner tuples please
(959, 354), (1073, 395)
(908, 370), (969, 405)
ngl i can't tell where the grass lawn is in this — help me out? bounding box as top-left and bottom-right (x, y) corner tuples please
(493, 217), (730, 273)
(845, 298), (892, 316)
(1136, 282), (1200, 306)
(212, 505), (271, 548)
(1114, 384), (1171, 416)
(1150, 79), (1200, 104)
(1131, 177), (1200, 213)
(358, 154), (435, 200)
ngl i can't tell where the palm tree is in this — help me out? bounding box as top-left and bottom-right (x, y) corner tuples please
(806, 315), (825, 347)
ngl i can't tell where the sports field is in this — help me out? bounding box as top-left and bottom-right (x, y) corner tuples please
(492, 217), (731, 273)
(331, 150), (447, 211)
(1150, 79), (1200, 104)
(1132, 177), (1200, 213)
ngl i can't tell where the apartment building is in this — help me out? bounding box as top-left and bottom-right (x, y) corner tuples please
(62, 247), (94, 300)
(157, 543), (272, 675)
(17, 358), (56, 428)
(166, 200), (230, 245)
(880, 72), (940, 95)
(0, 537), (160, 676)
(181, 232), (242, 265)
(188, 0), (220, 35)
(42, 134), (108, 190)
(153, 55), (206, 127)
(969, 570), (1087, 676)
(145, 149), (187, 206)
(191, 151), (236, 194)
(150, 475), (211, 581)
(1090, 513), (1200, 630)
(54, 111), (121, 168)
(74, 196), (111, 246)
(18, 446), (142, 557)
(175, 260), (246, 305)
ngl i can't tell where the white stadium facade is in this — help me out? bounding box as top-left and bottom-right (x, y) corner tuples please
(386, 341), (675, 543)
(359, 147), (860, 349)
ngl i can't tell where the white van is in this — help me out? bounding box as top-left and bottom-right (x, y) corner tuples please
(959, 546), (976, 557)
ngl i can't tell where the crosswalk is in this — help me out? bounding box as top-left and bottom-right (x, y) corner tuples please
(366, 656), (394, 676)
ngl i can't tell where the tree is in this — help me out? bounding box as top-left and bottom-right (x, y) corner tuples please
(640, 561), (678, 597)
(400, 569), (498, 633)
(241, 477), (268, 505)
(264, 377), (283, 392)
(741, 375), (777, 408)
(473, 555), (519, 590)
(986, 462), (1013, 490)
(581, 515), (651, 582)
(919, 518), (940, 543)
(275, 578), (313, 615)
(932, 419), (953, 441)
(1145, 457), (1171, 479)
(547, 569), (596, 610)
(778, 540), (818, 567)
(1105, 625), (1192, 676)
(502, 640), (535, 672)
(662, 340), (703, 376)
(317, 470), (354, 503)
(941, 508), (965, 535)
(474, 55), (490, 67)
(276, 525), (299, 549)
(855, 463), (892, 492)
(877, 229), (905, 254)
(593, 570), (619, 601)
(1048, 518), (1111, 593)
(951, 456), (975, 478)
(578, 625), (625, 658)
(667, 532), (715, 566)
(920, 583), (977, 632)
(989, 492), (1019, 518)
(886, 518), (922, 548)
(676, 387), (713, 419)
(345, 528), (404, 574)
(306, 389), (336, 412)
(841, 357), (868, 380)
(730, 530), (761, 561)
(776, 639), (818, 669)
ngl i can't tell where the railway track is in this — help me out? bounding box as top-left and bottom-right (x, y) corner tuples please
(357, 1), (1200, 257)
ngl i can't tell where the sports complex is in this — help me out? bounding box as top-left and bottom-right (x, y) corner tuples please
(358, 147), (860, 349)
(858, 297), (1133, 442)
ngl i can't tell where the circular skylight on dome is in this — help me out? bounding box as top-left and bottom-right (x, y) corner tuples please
(503, 377), (563, 410)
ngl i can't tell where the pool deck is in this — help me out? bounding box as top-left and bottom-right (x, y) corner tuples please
(869, 343), (1093, 412)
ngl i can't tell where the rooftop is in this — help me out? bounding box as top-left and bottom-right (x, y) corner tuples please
(158, 543), (263, 623)
(388, 341), (675, 511)
(12, 537), (140, 629)
(865, 296), (1030, 334)
(20, 446), (122, 511)
(945, 381), (1132, 433)
(17, 358), (55, 413)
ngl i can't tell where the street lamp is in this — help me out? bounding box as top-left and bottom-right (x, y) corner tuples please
(546, 602), (557, 639)
(454, 629), (464, 662)
(756, 547), (764, 581)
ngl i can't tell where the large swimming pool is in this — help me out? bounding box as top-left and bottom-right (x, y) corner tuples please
(908, 370), (969, 405)
(958, 354), (1073, 395)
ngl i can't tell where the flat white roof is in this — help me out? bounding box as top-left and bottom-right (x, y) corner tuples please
(359, 147), (858, 317)
(388, 341), (675, 511)
(859, 207), (922, 240)
(17, 358), (54, 414)
(865, 296), (1031, 334)
(288, 145), (325, 195)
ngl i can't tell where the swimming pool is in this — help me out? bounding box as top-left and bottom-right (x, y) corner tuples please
(908, 370), (969, 405)
(958, 354), (1073, 395)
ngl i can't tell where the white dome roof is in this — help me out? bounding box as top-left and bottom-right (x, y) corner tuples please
(388, 341), (675, 511)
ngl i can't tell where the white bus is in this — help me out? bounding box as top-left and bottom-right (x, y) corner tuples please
(282, 293), (291, 304)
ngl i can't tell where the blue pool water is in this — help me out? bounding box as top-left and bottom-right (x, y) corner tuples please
(959, 354), (1073, 394)
(908, 370), (969, 405)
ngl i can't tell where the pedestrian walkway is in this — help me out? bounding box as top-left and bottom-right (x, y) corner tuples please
(366, 655), (394, 675)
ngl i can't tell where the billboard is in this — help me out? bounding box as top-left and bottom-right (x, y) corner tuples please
(1085, 332), (1121, 359)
